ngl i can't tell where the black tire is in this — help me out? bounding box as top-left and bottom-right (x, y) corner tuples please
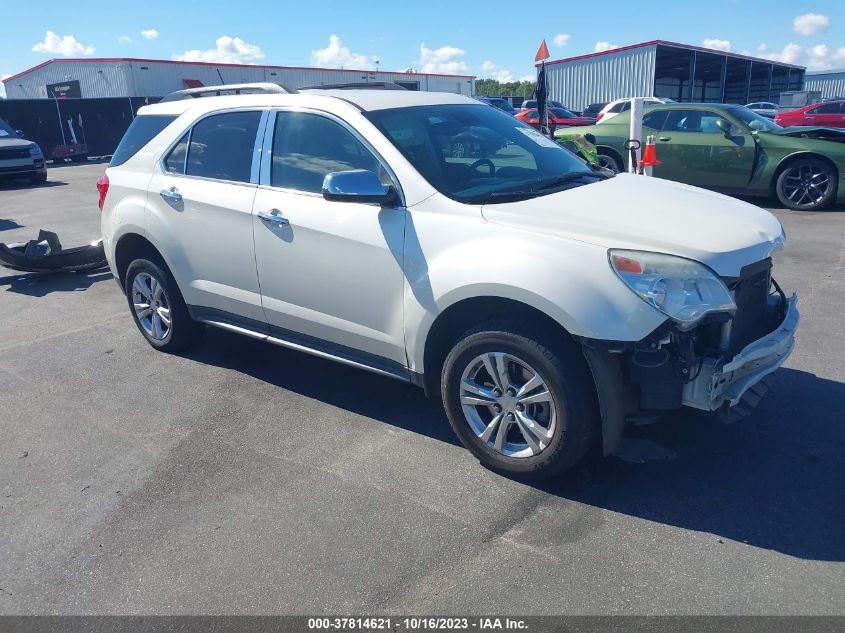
(69, 154), (88, 163)
(597, 151), (622, 174)
(441, 324), (598, 480)
(30, 173), (47, 184)
(775, 158), (837, 211)
(124, 258), (202, 352)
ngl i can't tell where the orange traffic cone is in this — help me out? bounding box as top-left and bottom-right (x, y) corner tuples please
(638, 135), (661, 170)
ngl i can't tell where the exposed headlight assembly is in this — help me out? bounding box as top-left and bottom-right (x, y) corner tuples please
(609, 249), (736, 330)
(29, 144), (43, 157)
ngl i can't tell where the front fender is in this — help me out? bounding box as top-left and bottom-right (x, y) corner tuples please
(403, 199), (667, 372)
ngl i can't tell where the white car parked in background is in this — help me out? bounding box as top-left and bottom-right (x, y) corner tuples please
(744, 102), (779, 118)
(99, 83), (798, 479)
(596, 97), (671, 122)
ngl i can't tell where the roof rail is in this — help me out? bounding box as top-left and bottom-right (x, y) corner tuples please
(160, 82), (297, 102)
(301, 82), (408, 91)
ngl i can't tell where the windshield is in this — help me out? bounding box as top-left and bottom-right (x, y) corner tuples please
(729, 107), (782, 132)
(365, 104), (600, 204)
(0, 119), (17, 138)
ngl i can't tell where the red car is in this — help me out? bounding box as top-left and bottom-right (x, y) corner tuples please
(515, 108), (596, 131)
(774, 100), (845, 128)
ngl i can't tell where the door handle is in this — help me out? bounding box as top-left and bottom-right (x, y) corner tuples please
(658, 136), (671, 142)
(257, 210), (290, 226)
(159, 187), (182, 203)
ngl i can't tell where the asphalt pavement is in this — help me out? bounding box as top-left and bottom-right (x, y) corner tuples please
(1, 162), (843, 615)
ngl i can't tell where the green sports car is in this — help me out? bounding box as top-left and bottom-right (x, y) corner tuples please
(566, 103), (845, 211)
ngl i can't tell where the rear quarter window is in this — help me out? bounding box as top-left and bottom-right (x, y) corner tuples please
(110, 115), (177, 167)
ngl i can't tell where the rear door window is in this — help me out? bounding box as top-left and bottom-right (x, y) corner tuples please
(110, 115), (176, 166)
(184, 111), (262, 183)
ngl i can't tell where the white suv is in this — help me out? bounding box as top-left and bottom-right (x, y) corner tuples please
(100, 83), (798, 479)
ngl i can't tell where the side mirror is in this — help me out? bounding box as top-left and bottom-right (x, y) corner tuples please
(15, 130), (25, 138)
(322, 169), (397, 205)
(715, 119), (733, 138)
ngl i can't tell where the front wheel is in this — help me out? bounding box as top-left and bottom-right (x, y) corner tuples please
(597, 152), (622, 174)
(776, 159), (837, 211)
(124, 258), (202, 352)
(441, 326), (598, 480)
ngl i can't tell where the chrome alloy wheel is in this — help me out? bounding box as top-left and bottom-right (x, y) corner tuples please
(781, 164), (832, 208)
(459, 352), (556, 458)
(131, 272), (172, 341)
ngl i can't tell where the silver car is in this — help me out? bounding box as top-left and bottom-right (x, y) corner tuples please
(744, 102), (779, 119)
(0, 118), (47, 184)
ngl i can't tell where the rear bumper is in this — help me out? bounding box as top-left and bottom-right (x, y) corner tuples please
(682, 294), (799, 411)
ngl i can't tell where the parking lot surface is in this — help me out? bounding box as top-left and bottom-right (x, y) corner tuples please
(1, 162), (844, 614)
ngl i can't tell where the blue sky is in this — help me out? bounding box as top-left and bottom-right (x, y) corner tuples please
(2, 0), (844, 96)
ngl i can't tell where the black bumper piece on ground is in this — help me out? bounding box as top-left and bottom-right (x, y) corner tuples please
(0, 229), (107, 273)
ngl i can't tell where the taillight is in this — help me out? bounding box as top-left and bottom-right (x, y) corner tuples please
(596, 112), (604, 121)
(96, 173), (109, 211)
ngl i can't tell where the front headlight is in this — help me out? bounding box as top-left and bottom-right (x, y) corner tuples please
(29, 145), (43, 157)
(609, 249), (736, 330)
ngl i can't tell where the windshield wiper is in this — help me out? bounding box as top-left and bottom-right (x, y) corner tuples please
(533, 171), (605, 191)
(461, 171), (607, 204)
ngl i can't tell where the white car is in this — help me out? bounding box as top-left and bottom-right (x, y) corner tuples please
(596, 97), (671, 123)
(99, 83), (798, 479)
(744, 102), (779, 118)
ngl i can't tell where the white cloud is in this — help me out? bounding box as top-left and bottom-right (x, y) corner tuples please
(793, 13), (830, 36)
(311, 35), (375, 69)
(553, 33), (571, 47)
(478, 59), (533, 83)
(594, 41), (619, 53)
(32, 31), (95, 56)
(119, 35), (133, 44)
(702, 38), (731, 52)
(173, 36), (265, 64)
(141, 29), (159, 40)
(417, 43), (468, 74)
(760, 41), (845, 70)
(757, 43), (768, 53)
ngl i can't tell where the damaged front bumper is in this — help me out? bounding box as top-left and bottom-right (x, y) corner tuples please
(682, 294), (799, 412)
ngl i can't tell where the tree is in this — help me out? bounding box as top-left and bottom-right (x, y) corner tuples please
(475, 79), (536, 98)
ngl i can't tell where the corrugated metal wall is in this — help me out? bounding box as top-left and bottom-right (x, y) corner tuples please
(804, 71), (845, 99)
(3, 61), (475, 99)
(4, 61), (132, 99)
(545, 45), (657, 111)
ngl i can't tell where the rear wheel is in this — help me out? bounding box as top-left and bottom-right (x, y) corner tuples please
(124, 258), (202, 352)
(441, 325), (597, 480)
(776, 158), (837, 211)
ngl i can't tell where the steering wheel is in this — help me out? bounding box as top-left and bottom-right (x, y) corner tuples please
(468, 158), (495, 177)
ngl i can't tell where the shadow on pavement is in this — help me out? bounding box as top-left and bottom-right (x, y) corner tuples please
(187, 329), (845, 561)
(0, 219), (24, 231)
(0, 180), (67, 191)
(0, 269), (113, 296)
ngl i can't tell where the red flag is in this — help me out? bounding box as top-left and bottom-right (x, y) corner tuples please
(535, 40), (550, 62)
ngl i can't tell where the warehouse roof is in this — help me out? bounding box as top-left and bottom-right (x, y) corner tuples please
(3, 57), (476, 84)
(540, 40), (805, 70)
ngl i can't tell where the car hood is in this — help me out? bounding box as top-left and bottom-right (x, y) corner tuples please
(481, 174), (784, 277)
(0, 138), (32, 149)
(764, 126), (845, 143)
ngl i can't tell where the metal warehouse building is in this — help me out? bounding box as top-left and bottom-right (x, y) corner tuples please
(804, 69), (845, 100)
(2, 58), (475, 99)
(544, 40), (805, 111)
